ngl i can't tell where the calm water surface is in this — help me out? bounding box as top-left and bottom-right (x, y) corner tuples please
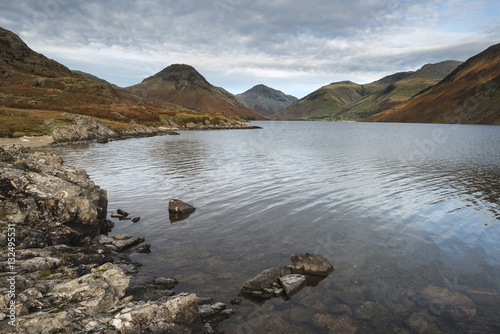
(49, 121), (500, 333)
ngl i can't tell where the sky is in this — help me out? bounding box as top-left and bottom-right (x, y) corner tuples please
(1, 0), (499, 98)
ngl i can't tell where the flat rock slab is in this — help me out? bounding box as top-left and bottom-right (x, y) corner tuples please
(291, 253), (334, 276)
(279, 274), (307, 298)
(242, 266), (292, 292)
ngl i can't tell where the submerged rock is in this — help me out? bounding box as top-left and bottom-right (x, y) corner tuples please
(416, 285), (477, 321)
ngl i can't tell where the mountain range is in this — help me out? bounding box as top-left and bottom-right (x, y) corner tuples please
(0, 25), (499, 131)
(235, 84), (298, 116)
(126, 64), (264, 119)
(274, 60), (463, 121)
(363, 43), (500, 124)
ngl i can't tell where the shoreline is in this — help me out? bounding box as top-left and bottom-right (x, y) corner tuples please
(0, 144), (232, 333)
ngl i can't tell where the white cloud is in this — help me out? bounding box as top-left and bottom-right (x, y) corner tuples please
(1, 0), (498, 97)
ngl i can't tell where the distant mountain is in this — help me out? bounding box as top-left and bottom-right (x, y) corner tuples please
(126, 64), (265, 119)
(275, 61), (462, 121)
(235, 84), (298, 116)
(363, 44), (500, 124)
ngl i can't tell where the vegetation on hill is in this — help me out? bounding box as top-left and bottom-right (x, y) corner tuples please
(0, 27), (255, 138)
(362, 44), (500, 124)
(275, 61), (462, 121)
(126, 64), (265, 120)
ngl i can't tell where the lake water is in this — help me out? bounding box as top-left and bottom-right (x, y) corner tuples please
(49, 121), (500, 333)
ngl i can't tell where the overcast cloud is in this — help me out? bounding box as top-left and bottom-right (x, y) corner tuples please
(1, 0), (499, 97)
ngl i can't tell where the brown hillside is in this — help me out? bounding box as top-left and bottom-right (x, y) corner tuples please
(0, 27), (196, 129)
(362, 44), (500, 124)
(126, 64), (265, 119)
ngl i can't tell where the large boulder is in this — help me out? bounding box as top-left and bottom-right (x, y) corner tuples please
(51, 115), (119, 143)
(0, 145), (109, 248)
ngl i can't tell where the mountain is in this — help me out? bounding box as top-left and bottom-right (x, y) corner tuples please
(235, 84), (298, 116)
(362, 44), (500, 124)
(275, 61), (462, 121)
(0, 27), (188, 122)
(126, 64), (265, 119)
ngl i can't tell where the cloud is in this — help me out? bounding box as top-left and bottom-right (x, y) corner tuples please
(0, 0), (499, 98)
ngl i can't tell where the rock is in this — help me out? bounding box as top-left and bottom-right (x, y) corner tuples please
(313, 314), (358, 334)
(290, 253), (334, 276)
(0, 145), (109, 248)
(416, 285), (477, 321)
(48, 263), (129, 316)
(110, 213), (125, 219)
(279, 274), (307, 298)
(117, 209), (129, 217)
(112, 293), (204, 333)
(169, 199), (196, 214)
(112, 236), (145, 251)
(135, 243), (151, 253)
(132, 216), (141, 223)
(231, 297), (242, 305)
(126, 276), (177, 301)
(198, 302), (234, 328)
(51, 115), (119, 143)
(241, 266), (292, 297)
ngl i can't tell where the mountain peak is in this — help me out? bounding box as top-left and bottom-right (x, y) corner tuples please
(142, 63), (209, 86)
(236, 84), (298, 116)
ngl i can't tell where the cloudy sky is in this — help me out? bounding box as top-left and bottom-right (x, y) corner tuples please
(1, 0), (499, 98)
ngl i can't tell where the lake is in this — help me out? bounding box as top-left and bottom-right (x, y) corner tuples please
(48, 121), (500, 333)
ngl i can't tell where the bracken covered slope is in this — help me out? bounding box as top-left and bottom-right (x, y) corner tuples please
(126, 64), (266, 119)
(362, 44), (500, 124)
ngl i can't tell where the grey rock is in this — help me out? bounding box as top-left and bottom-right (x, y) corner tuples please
(112, 293), (204, 333)
(290, 253), (334, 276)
(48, 263), (129, 316)
(279, 274), (307, 298)
(169, 199), (196, 214)
(241, 266), (292, 297)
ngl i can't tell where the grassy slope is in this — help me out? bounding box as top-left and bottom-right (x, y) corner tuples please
(276, 61), (462, 121)
(362, 46), (500, 124)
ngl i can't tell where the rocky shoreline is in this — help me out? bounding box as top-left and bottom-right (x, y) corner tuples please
(0, 144), (232, 333)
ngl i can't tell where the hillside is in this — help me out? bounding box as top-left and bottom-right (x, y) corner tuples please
(0, 27), (186, 124)
(0, 27), (257, 138)
(363, 44), (500, 124)
(275, 61), (462, 121)
(274, 81), (366, 120)
(235, 84), (298, 116)
(126, 64), (265, 119)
